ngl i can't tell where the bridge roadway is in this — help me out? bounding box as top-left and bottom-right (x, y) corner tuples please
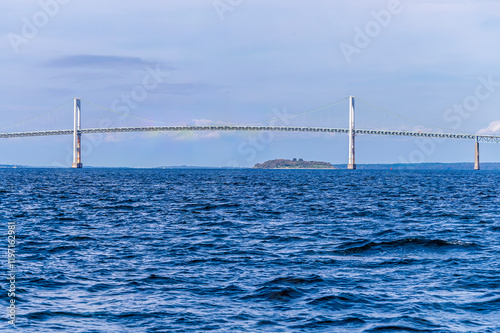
(0, 126), (499, 143)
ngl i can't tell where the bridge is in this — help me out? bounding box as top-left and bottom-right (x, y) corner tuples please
(1, 97), (499, 169)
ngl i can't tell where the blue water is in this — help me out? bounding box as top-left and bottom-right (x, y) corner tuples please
(1, 169), (499, 332)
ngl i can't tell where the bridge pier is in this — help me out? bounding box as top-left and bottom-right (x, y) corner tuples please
(72, 98), (82, 168)
(347, 96), (356, 169)
(474, 137), (480, 170)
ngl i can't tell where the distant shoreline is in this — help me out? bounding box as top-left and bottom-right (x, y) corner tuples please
(256, 167), (338, 170)
(2, 162), (500, 170)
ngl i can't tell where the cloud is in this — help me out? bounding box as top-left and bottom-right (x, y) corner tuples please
(478, 120), (500, 134)
(480, 17), (500, 29)
(164, 119), (232, 141)
(164, 131), (222, 142)
(191, 119), (219, 126)
(45, 55), (160, 69)
(157, 83), (211, 96)
(412, 126), (440, 133)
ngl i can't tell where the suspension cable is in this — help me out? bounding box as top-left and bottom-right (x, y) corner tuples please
(243, 97), (349, 126)
(81, 97), (350, 128)
(80, 99), (170, 125)
(356, 98), (468, 134)
(0, 99), (74, 131)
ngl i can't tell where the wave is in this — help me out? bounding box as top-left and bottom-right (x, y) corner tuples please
(291, 316), (367, 330)
(308, 293), (371, 309)
(337, 238), (479, 255)
(242, 286), (304, 302)
(263, 274), (324, 286)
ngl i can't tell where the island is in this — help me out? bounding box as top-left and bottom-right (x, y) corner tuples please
(254, 158), (336, 169)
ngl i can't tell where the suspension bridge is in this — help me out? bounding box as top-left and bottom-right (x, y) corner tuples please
(1, 97), (499, 169)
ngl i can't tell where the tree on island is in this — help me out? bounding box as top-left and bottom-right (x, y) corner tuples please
(254, 158), (336, 169)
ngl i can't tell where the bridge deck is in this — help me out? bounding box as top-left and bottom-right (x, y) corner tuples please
(0, 126), (499, 143)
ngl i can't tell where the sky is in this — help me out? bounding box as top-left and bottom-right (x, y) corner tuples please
(1, 0), (500, 167)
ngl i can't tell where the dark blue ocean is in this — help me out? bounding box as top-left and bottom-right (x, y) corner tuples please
(1, 169), (499, 332)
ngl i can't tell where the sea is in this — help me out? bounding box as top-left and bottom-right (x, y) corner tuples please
(0, 168), (499, 332)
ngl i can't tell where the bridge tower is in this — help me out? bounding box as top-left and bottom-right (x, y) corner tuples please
(72, 98), (83, 168)
(347, 95), (356, 169)
(474, 137), (480, 170)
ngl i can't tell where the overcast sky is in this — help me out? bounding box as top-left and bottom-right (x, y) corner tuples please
(1, 0), (500, 167)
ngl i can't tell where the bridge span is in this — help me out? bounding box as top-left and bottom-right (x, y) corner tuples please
(2, 125), (499, 142)
(1, 97), (499, 169)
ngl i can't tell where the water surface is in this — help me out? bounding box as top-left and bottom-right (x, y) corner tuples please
(1, 169), (499, 332)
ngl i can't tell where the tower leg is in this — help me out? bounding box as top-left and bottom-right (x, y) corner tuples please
(72, 98), (83, 168)
(347, 95), (356, 169)
(474, 139), (480, 170)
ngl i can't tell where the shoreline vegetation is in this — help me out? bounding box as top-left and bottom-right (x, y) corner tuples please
(253, 159), (336, 169)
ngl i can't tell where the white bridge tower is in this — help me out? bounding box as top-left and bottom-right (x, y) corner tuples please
(348, 95), (356, 170)
(72, 98), (82, 168)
